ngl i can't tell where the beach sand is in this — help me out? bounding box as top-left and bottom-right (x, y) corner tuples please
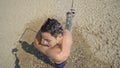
(0, 0), (120, 68)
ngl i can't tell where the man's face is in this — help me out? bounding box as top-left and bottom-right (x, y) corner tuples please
(41, 32), (58, 47)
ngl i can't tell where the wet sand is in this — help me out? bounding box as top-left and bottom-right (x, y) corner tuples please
(15, 18), (110, 68)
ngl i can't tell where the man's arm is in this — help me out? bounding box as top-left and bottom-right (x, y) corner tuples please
(34, 31), (47, 54)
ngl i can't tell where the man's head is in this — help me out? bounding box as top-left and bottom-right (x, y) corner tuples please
(40, 18), (64, 47)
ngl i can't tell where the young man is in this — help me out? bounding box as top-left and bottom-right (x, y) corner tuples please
(34, 18), (72, 68)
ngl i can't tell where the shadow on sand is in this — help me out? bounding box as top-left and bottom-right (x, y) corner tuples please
(19, 41), (55, 67)
(12, 48), (20, 68)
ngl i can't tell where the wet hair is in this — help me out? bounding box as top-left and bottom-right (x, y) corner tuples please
(40, 18), (63, 38)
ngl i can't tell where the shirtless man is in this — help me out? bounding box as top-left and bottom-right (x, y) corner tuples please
(34, 18), (72, 68)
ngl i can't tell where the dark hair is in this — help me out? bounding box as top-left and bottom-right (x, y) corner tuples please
(40, 18), (63, 37)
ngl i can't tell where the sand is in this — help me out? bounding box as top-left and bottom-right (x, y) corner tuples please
(0, 0), (120, 68)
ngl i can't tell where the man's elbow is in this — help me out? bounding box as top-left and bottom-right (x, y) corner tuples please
(53, 54), (66, 64)
(33, 40), (39, 48)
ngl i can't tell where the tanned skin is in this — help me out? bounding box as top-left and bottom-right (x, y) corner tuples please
(34, 29), (72, 64)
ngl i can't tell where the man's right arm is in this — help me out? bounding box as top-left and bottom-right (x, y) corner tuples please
(34, 31), (42, 52)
